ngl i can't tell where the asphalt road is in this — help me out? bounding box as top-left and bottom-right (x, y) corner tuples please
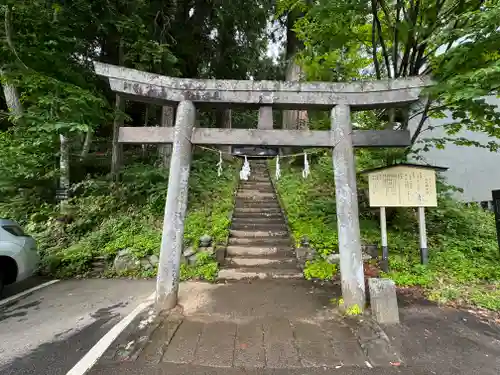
(0, 278), (154, 375)
(1, 276), (53, 299)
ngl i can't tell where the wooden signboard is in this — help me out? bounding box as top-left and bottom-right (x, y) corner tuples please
(362, 164), (448, 270)
(367, 165), (438, 207)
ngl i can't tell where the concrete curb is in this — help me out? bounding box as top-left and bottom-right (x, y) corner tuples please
(345, 315), (403, 367)
(103, 306), (184, 364)
(66, 292), (156, 375)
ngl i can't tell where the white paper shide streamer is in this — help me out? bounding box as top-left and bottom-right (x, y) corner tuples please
(302, 152), (310, 178)
(217, 151), (223, 177)
(275, 155), (281, 181)
(239, 156), (251, 181)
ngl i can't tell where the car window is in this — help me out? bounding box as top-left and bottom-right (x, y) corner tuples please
(2, 225), (26, 237)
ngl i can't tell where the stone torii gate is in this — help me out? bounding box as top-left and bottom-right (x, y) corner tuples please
(94, 62), (430, 311)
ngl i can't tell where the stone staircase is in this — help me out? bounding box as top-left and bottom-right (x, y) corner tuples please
(218, 160), (302, 281)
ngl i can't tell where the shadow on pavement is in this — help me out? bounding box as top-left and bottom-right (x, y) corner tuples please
(1, 276), (53, 300)
(0, 313), (121, 375)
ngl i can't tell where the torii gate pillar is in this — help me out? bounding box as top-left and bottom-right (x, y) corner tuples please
(332, 104), (365, 308)
(156, 101), (196, 309)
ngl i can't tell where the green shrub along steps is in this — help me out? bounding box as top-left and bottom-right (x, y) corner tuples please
(0, 152), (241, 281)
(270, 150), (500, 311)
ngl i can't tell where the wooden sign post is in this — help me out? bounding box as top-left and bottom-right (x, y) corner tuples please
(362, 164), (447, 271)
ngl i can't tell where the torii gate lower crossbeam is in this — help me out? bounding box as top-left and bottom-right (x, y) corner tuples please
(94, 62), (430, 312)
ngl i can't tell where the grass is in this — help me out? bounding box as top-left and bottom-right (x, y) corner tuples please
(270, 151), (500, 312)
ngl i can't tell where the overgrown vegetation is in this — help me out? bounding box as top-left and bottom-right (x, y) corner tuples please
(180, 252), (220, 282)
(1, 0), (499, 312)
(0, 151), (239, 279)
(272, 152), (500, 311)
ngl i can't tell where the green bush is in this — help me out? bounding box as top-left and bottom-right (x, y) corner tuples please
(103, 230), (161, 259)
(303, 260), (338, 280)
(180, 252), (219, 282)
(272, 151), (500, 311)
(0, 152), (239, 279)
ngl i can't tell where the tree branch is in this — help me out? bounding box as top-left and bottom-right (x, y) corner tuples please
(410, 98), (432, 145)
(392, 0), (401, 77)
(372, 0), (392, 78)
(371, 1), (381, 79)
(4, 5), (28, 70)
(397, 0), (420, 77)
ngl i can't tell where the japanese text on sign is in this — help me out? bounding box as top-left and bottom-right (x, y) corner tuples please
(367, 166), (437, 207)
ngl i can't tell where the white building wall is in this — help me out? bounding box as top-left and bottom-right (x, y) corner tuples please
(408, 96), (500, 203)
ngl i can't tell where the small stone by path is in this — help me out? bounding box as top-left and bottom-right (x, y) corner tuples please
(92, 280), (400, 373)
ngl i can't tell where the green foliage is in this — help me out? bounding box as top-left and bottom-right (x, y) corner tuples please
(1, 152), (239, 278)
(270, 154), (338, 257)
(180, 251), (219, 282)
(43, 243), (94, 278)
(277, 0), (500, 149)
(273, 149), (500, 311)
(103, 230), (161, 259)
(345, 304), (362, 316)
(383, 259), (435, 288)
(303, 260), (337, 281)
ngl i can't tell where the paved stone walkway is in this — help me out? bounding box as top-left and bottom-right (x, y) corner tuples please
(95, 280), (400, 372)
(157, 315), (368, 368)
(89, 281), (500, 375)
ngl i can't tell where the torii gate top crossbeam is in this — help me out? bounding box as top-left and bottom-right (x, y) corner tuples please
(94, 62), (431, 110)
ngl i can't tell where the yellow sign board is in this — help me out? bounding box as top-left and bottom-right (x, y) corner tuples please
(367, 165), (438, 207)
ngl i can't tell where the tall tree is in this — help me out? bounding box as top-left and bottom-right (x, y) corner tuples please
(277, 0), (500, 150)
(277, 1), (312, 133)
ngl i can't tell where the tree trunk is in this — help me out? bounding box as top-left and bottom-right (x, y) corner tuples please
(216, 108), (232, 157)
(282, 8), (308, 154)
(111, 94), (124, 180)
(2, 7), (25, 121)
(159, 105), (175, 168)
(282, 62), (308, 130)
(0, 69), (23, 120)
(142, 105), (150, 158)
(80, 130), (92, 161)
(59, 134), (71, 213)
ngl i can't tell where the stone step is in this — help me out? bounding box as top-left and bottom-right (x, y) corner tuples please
(217, 267), (303, 281)
(228, 237), (291, 246)
(235, 196), (277, 203)
(238, 186), (275, 192)
(236, 192), (276, 199)
(226, 245), (291, 257)
(231, 222), (287, 231)
(235, 199), (279, 205)
(229, 229), (288, 238)
(233, 214), (285, 223)
(239, 182), (272, 188)
(231, 217), (285, 225)
(239, 178), (270, 183)
(237, 191), (275, 197)
(235, 207), (281, 214)
(246, 177), (270, 182)
(235, 196), (278, 202)
(226, 256), (297, 268)
(234, 202), (281, 209)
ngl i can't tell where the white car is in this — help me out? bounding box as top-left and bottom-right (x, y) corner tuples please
(0, 219), (39, 295)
